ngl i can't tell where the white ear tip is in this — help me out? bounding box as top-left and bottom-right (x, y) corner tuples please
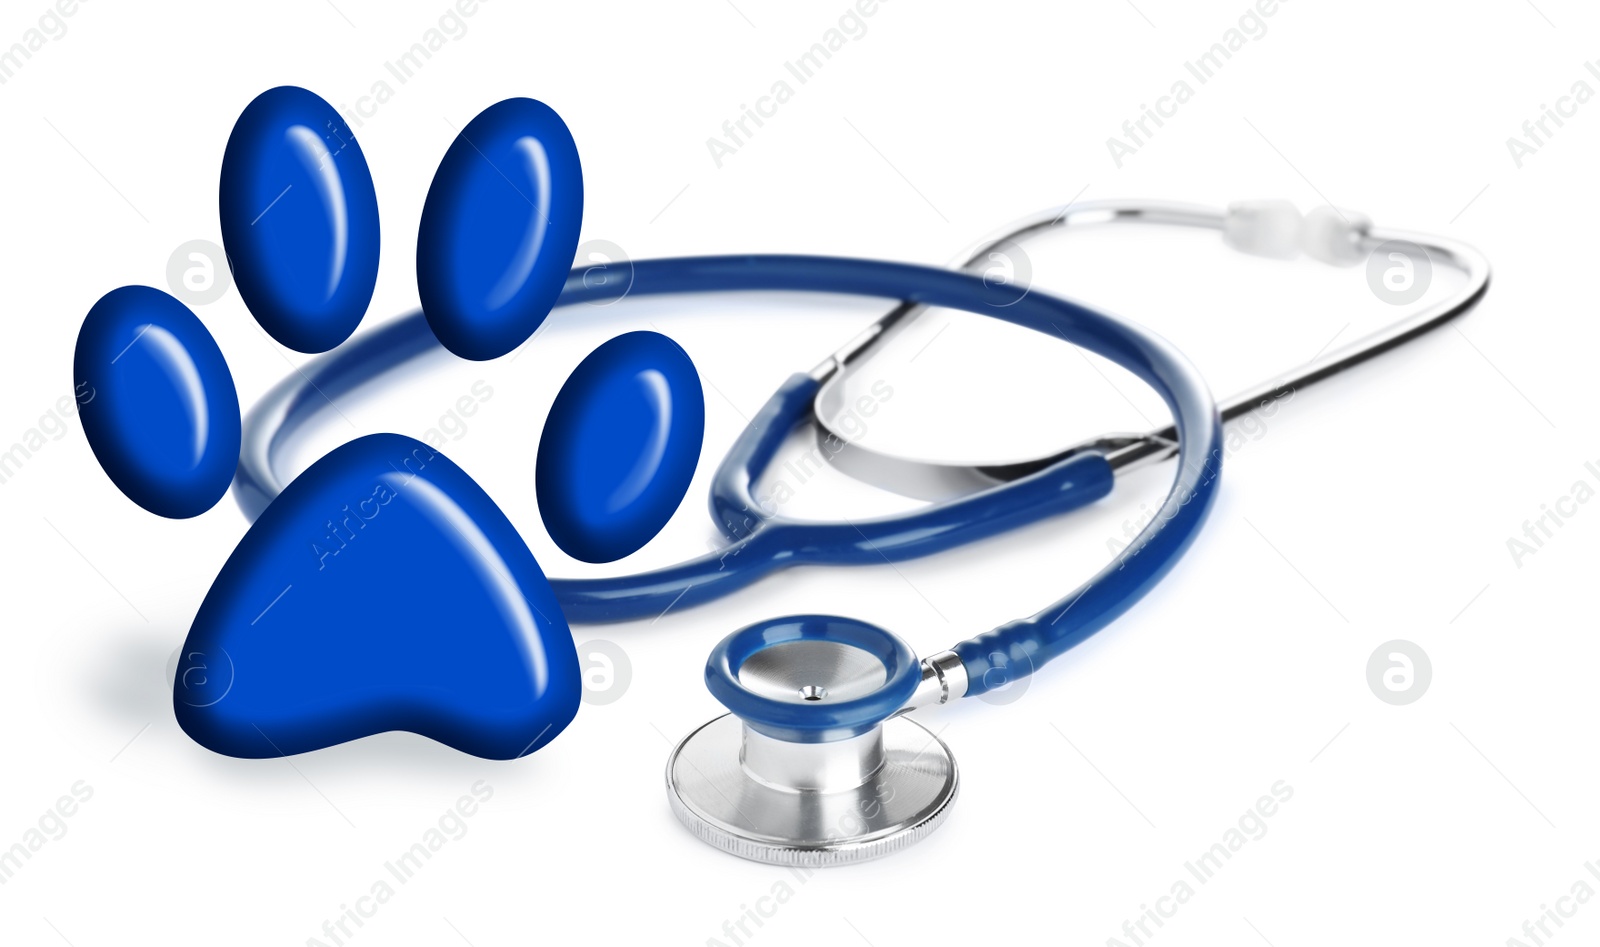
(1223, 199), (1303, 259)
(1301, 205), (1373, 267)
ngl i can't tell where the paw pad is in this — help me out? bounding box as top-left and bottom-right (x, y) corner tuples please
(220, 85), (381, 354)
(74, 285), (240, 519)
(537, 330), (705, 563)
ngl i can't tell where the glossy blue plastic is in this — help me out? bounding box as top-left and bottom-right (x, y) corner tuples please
(75, 285), (241, 519)
(537, 331), (705, 563)
(238, 255), (1223, 695)
(220, 85), (381, 353)
(705, 615), (919, 743)
(417, 97), (584, 361)
(177, 433), (580, 759)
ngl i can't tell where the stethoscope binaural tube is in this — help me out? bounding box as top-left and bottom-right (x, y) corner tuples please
(811, 199), (1492, 495)
(235, 254), (1223, 698)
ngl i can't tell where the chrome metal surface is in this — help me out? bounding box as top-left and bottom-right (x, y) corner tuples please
(902, 650), (968, 713)
(737, 640), (887, 706)
(810, 199), (1493, 496)
(741, 725), (883, 793)
(667, 713), (958, 867)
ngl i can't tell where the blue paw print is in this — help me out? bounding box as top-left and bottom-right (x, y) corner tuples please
(73, 87), (705, 760)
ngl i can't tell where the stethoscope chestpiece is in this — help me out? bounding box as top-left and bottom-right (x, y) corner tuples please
(666, 615), (958, 867)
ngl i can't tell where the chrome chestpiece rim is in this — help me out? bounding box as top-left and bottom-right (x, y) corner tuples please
(667, 616), (958, 866)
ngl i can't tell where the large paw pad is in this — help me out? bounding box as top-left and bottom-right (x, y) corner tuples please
(175, 434), (580, 760)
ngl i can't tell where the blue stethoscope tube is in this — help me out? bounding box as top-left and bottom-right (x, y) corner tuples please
(235, 254), (1223, 698)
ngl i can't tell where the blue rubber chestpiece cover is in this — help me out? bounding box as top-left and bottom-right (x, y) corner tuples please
(219, 85), (382, 354)
(536, 330), (705, 563)
(174, 433), (581, 760)
(417, 97), (584, 361)
(74, 285), (241, 519)
(705, 616), (920, 744)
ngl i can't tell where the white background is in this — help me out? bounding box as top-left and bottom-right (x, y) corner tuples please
(1, 0), (1596, 944)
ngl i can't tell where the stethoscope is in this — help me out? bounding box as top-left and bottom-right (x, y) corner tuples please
(234, 198), (1489, 865)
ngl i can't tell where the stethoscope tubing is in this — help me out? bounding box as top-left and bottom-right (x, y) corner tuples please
(236, 254), (1223, 697)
